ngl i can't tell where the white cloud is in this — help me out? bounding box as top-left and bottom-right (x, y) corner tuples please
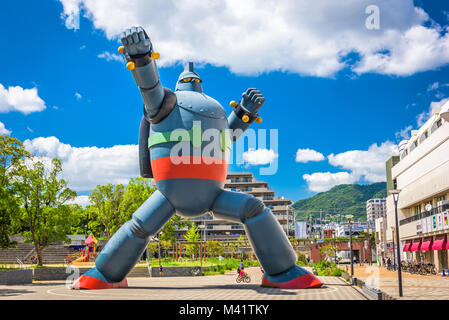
(302, 171), (357, 193)
(242, 148), (278, 166)
(0, 121), (11, 136)
(57, 0), (449, 77)
(417, 97), (449, 127)
(98, 51), (125, 64)
(328, 141), (398, 183)
(427, 82), (440, 91)
(67, 195), (91, 207)
(395, 125), (413, 140)
(295, 148), (325, 163)
(23, 137), (139, 192)
(302, 141), (398, 192)
(74, 92), (82, 100)
(0, 83), (46, 114)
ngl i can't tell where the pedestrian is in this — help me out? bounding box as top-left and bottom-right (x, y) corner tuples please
(239, 259), (245, 277)
(159, 264), (163, 277)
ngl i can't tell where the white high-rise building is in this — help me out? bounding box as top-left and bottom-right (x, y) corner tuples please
(366, 198), (386, 222)
(386, 100), (449, 272)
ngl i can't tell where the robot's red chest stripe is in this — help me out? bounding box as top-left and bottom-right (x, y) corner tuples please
(151, 156), (228, 182)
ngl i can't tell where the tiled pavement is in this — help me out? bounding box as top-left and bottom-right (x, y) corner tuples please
(353, 265), (449, 300)
(359, 276), (449, 300)
(0, 267), (369, 300)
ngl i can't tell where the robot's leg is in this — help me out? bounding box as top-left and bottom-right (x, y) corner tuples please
(72, 190), (175, 289)
(212, 190), (322, 289)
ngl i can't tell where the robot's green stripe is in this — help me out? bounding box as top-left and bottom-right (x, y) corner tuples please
(149, 125), (232, 151)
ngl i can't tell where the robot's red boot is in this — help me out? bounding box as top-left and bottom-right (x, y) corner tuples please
(261, 265), (323, 289)
(70, 268), (128, 290)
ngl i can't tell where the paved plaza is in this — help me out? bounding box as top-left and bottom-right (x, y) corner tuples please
(350, 265), (449, 300)
(0, 267), (369, 300)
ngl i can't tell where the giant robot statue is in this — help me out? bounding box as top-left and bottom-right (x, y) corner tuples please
(72, 26), (323, 290)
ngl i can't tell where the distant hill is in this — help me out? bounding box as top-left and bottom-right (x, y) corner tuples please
(293, 182), (387, 222)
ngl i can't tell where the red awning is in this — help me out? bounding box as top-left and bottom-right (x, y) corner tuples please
(402, 241), (412, 252)
(432, 235), (447, 250)
(410, 239), (422, 251)
(420, 237), (433, 251)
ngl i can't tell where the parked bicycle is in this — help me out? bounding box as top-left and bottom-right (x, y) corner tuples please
(401, 261), (436, 275)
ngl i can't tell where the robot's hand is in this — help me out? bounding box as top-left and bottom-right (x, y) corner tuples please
(120, 26), (152, 56)
(241, 88), (265, 114)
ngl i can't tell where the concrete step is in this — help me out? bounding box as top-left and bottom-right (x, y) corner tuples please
(0, 244), (77, 264)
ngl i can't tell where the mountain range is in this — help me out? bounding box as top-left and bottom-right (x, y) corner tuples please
(293, 182), (387, 222)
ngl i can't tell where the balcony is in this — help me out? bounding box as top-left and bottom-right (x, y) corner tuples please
(399, 203), (449, 226)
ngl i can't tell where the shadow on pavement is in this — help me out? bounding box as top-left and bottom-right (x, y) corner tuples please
(0, 288), (35, 297)
(122, 283), (329, 296)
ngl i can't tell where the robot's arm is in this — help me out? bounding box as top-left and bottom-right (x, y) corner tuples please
(227, 88), (265, 141)
(119, 26), (165, 118)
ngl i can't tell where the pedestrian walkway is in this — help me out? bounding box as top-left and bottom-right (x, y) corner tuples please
(351, 265), (449, 300)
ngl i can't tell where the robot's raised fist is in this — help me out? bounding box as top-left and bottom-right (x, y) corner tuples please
(120, 26), (151, 56)
(241, 88), (265, 113)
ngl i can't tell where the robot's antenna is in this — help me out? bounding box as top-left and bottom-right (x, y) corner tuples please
(185, 62), (194, 72)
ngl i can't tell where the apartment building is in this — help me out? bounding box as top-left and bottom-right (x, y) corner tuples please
(375, 216), (387, 264)
(366, 198), (386, 222)
(385, 101), (449, 271)
(173, 172), (295, 242)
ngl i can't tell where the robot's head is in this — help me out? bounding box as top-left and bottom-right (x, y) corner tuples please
(175, 62), (203, 93)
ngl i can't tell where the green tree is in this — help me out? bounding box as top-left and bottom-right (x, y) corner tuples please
(160, 239), (172, 258)
(320, 244), (337, 262)
(228, 241), (237, 258)
(184, 223), (200, 259)
(161, 214), (187, 242)
(89, 183), (125, 239)
(147, 241), (158, 263)
(236, 235), (246, 258)
(13, 157), (77, 265)
(0, 135), (31, 248)
(119, 177), (156, 224)
(206, 240), (221, 260)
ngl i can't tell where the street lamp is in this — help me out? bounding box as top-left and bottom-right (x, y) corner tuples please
(390, 189), (403, 297)
(345, 214), (354, 280)
(333, 230), (337, 265)
(391, 226), (396, 268)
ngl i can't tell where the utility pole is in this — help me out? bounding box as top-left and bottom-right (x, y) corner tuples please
(320, 209), (323, 239)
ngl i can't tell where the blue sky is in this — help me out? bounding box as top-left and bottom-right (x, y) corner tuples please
(1, 0), (449, 204)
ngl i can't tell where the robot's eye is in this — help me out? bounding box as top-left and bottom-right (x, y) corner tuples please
(195, 79), (201, 83)
(183, 78), (191, 82)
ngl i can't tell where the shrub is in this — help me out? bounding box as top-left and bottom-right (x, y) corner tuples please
(311, 260), (341, 277)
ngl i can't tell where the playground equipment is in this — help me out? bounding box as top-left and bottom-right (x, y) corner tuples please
(71, 26), (322, 290)
(70, 233), (98, 264)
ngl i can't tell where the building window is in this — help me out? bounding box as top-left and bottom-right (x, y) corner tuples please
(413, 205), (420, 215)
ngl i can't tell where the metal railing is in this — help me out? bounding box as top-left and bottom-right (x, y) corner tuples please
(400, 203), (449, 226)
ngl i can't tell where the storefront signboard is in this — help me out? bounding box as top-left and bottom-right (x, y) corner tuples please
(416, 220), (422, 234)
(433, 215), (437, 231)
(422, 218), (427, 234)
(438, 213), (443, 231)
(443, 211), (449, 229)
(427, 216), (433, 232)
